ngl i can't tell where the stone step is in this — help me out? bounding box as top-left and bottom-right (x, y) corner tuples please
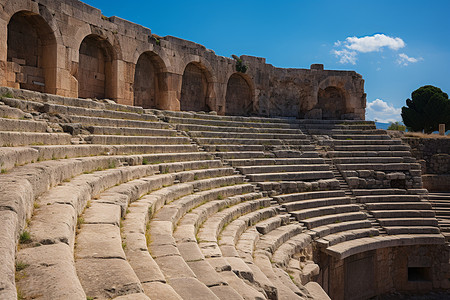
(302, 212), (367, 229)
(203, 144), (265, 152)
(30, 144), (201, 161)
(0, 103), (29, 119)
(282, 197), (352, 212)
(316, 228), (380, 248)
(334, 144), (410, 151)
(247, 171), (334, 182)
(291, 204), (360, 220)
(384, 226), (441, 235)
(219, 207), (279, 251)
(273, 190), (346, 203)
(196, 137), (312, 146)
(352, 188), (408, 196)
(176, 123), (303, 134)
(213, 151), (267, 159)
(165, 115), (295, 129)
(272, 150), (319, 158)
(189, 130), (307, 140)
(85, 135), (190, 145)
(371, 210), (435, 218)
(0, 131), (71, 146)
(301, 123), (376, 130)
(271, 233), (312, 268)
(337, 163), (419, 171)
(333, 139), (402, 145)
(67, 114), (170, 129)
(198, 198), (271, 258)
(2, 90), (145, 113)
(332, 134), (391, 140)
(226, 157), (325, 167)
(357, 194), (423, 203)
(324, 234), (445, 260)
(161, 109), (299, 124)
(328, 150), (412, 157)
(0, 117), (48, 132)
(309, 220), (373, 239)
(365, 202), (433, 211)
(84, 125), (177, 136)
(256, 223), (304, 254)
(377, 218), (439, 227)
(237, 164), (329, 175)
(332, 157), (405, 164)
(255, 214), (291, 235)
(41, 101), (157, 122)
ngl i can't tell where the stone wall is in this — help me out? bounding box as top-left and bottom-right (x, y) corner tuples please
(402, 137), (450, 191)
(0, 0), (366, 119)
(318, 244), (450, 300)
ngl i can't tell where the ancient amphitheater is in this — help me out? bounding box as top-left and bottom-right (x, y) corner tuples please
(0, 1), (449, 300)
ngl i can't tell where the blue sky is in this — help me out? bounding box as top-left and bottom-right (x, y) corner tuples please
(83, 0), (450, 123)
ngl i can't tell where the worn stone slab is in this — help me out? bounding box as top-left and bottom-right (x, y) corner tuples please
(126, 249), (166, 283)
(247, 263), (278, 300)
(76, 258), (143, 299)
(142, 282), (182, 300)
(169, 277), (220, 300)
(0, 146), (39, 170)
(83, 202), (121, 225)
(149, 243), (180, 259)
(226, 257), (254, 282)
(76, 223), (125, 259)
(305, 282), (331, 300)
(219, 271), (266, 300)
(114, 293), (151, 300)
(154, 255), (196, 280)
(187, 260), (227, 287)
(16, 243), (85, 300)
(210, 285), (244, 300)
(0, 131), (71, 146)
(178, 241), (205, 262)
(0, 210), (18, 300)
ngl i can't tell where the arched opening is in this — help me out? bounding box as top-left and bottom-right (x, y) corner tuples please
(318, 86), (347, 120)
(77, 34), (115, 99)
(7, 11), (57, 93)
(133, 52), (164, 109)
(225, 73), (253, 116)
(180, 63), (209, 112)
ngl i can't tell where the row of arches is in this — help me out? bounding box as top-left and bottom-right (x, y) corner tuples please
(6, 10), (254, 115)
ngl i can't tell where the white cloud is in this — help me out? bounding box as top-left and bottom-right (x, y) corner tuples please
(397, 53), (423, 66)
(332, 49), (357, 65)
(366, 98), (402, 123)
(345, 34), (405, 53)
(333, 33), (406, 65)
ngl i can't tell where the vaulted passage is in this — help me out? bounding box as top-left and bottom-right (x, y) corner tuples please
(225, 73), (253, 116)
(133, 52), (162, 108)
(180, 63), (208, 112)
(7, 11), (57, 93)
(318, 86), (347, 120)
(77, 35), (114, 99)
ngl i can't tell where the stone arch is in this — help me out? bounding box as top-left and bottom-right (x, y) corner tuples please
(225, 73), (254, 116)
(133, 51), (167, 109)
(317, 86), (348, 120)
(180, 62), (214, 112)
(77, 34), (116, 99)
(6, 10), (57, 93)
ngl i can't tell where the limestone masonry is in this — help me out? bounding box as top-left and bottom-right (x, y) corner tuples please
(0, 1), (449, 300)
(0, 0), (366, 119)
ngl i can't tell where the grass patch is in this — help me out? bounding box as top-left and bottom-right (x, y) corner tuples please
(15, 261), (29, 272)
(1, 168), (7, 174)
(217, 194), (224, 200)
(404, 132), (450, 139)
(142, 158), (149, 165)
(1, 92), (13, 98)
(19, 231), (31, 244)
(77, 216), (84, 229)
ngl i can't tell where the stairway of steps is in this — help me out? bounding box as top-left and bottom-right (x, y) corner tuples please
(428, 192), (450, 239)
(1, 89), (447, 300)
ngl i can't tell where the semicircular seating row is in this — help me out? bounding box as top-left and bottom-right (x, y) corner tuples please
(0, 87), (444, 300)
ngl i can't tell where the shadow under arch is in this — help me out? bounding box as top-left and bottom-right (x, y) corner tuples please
(77, 34), (116, 99)
(133, 51), (167, 109)
(225, 72), (255, 116)
(317, 85), (349, 120)
(6, 10), (57, 94)
(180, 61), (215, 112)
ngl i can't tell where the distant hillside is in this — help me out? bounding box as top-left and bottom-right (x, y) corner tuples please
(375, 122), (390, 130)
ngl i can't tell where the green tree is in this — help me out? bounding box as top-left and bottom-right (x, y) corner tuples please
(401, 85), (450, 133)
(387, 121), (406, 131)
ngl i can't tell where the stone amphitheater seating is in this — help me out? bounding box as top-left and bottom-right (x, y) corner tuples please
(0, 88), (445, 299)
